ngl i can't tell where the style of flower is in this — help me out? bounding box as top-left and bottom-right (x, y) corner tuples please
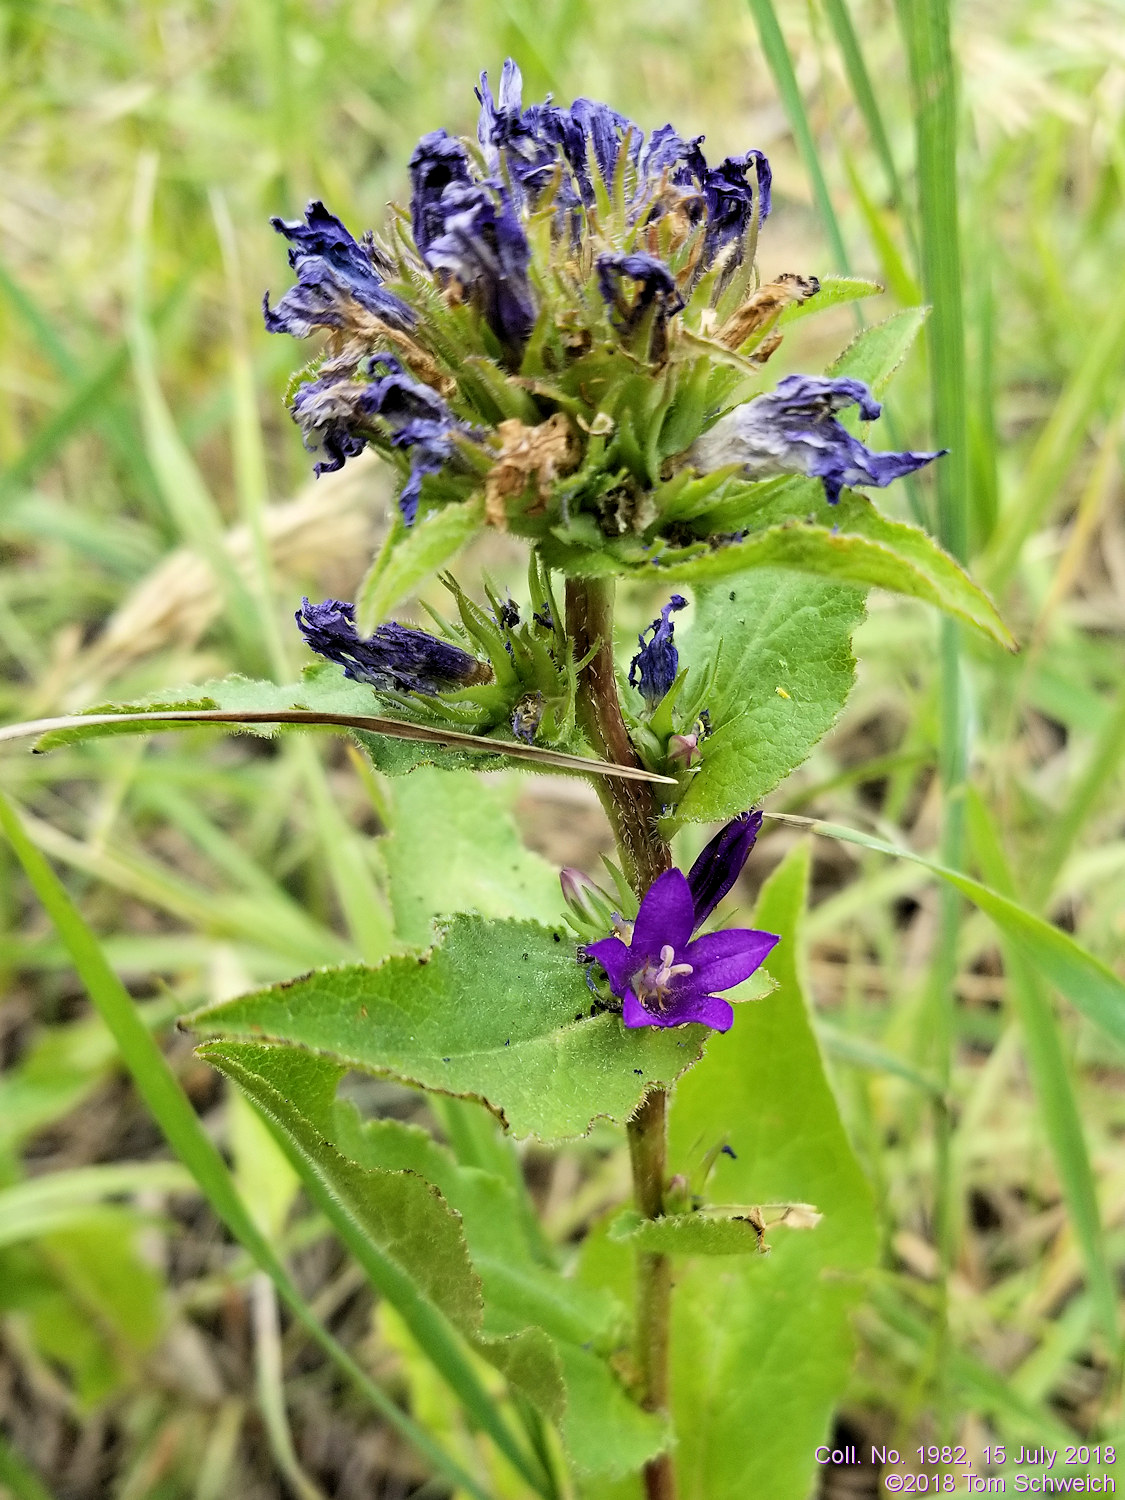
(688, 374), (946, 505)
(295, 599), (492, 694)
(583, 810), (776, 1032)
(629, 594), (687, 707)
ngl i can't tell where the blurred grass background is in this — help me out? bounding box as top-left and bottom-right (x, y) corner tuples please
(2, 0), (1125, 1495)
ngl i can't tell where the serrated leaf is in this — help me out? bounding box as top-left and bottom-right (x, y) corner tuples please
(556, 1342), (669, 1479)
(648, 491), (1012, 647)
(608, 1208), (768, 1256)
(668, 843), (878, 1500)
(196, 1043), (481, 1331)
(335, 1119), (665, 1477)
(331, 1110), (621, 1350)
(777, 275), (883, 326)
(197, 1042), (555, 1488)
(675, 570), (865, 824)
(187, 916), (708, 1140)
(826, 305), (928, 395)
(208, 1043), (659, 1477)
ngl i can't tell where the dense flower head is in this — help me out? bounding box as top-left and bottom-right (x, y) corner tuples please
(265, 61), (939, 550)
(688, 374), (946, 505)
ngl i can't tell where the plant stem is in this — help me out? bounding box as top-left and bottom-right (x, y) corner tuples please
(565, 576), (670, 892)
(565, 574), (676, 1500)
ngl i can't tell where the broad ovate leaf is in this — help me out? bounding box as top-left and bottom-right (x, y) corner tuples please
(650, 487), (1012, 648)
(675, 569), (865, 824)
(668, 844), (878, 1500)
(187, 916), (707, 1140)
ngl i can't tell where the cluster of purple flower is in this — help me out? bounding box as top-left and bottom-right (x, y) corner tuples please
(263, 60), (941, 522)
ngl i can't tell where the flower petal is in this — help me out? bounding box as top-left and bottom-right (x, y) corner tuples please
(631, 868), (695, 959)
(623, 984), (734, 1031)
(686, 809), (763, 926)
(687, 927), (779, 992)
(679, 993), (735, 1032)
(622, 987), (656, 1028)
(688, 373), (945, 506)
(583, 936), (636, 998)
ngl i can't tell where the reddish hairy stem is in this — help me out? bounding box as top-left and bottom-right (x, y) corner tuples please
(566, 574), (677, 1500)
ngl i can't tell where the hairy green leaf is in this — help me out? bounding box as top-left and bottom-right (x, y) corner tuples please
(187, 916), (708, 1140)
(384, 770), (562, 943)
(668, 843), (878, 1500)
(356, 499), (484, 633)
(648, 494), (1011, 646)
(675, 570), (865, 823)
(197, 1042), (552, 1490)
(207, 1043), (662, 1477)
(827, 306), (928, 394)
(777, 275), (883, 326)
(608, 1208), (770, 1256)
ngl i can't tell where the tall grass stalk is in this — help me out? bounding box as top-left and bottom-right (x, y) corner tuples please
(896, 0), (971, 1436)
(0, 787), (509, 1500)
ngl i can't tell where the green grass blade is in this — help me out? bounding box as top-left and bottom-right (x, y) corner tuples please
(896, 0), (968, 559)
(1037, 684), (1125, 905)
(746, 0), (852, 273)
(0, 787), (493, 1500)
(822, 0), (908, 215)
(987, 275), (1125, 590)
(0, 1433), (56, 1500)
(127, 155), (265, 666)
(896, 0), (972, 1423)
(772, 813), (1125, 1050)
(966, 788), (1120, 1354)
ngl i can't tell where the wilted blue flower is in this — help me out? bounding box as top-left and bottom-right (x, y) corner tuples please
(702, 151), (772, 264)
(360, 356), (477, 524)
(476, 60), (572, 208)
(686, 809), (763, 926)
(597, 253), (684, 358)
(565, 96), (642, 201)
(583, 865), (778, 1031)
(288, 356), (475, 519)
(296, 598), (491, 693)
(408, 131), (474, 257)
(629, 594), (687, 707)
(471, 62), (769, 277)
(422, 181), (536, 357)
(638, 123), (708, 189)
(291, 376), (372, 478)
(263, 201), (414, 338)
(688, 374), (946, 504)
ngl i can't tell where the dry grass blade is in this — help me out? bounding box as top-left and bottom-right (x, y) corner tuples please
(0, 708), (677, 784)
